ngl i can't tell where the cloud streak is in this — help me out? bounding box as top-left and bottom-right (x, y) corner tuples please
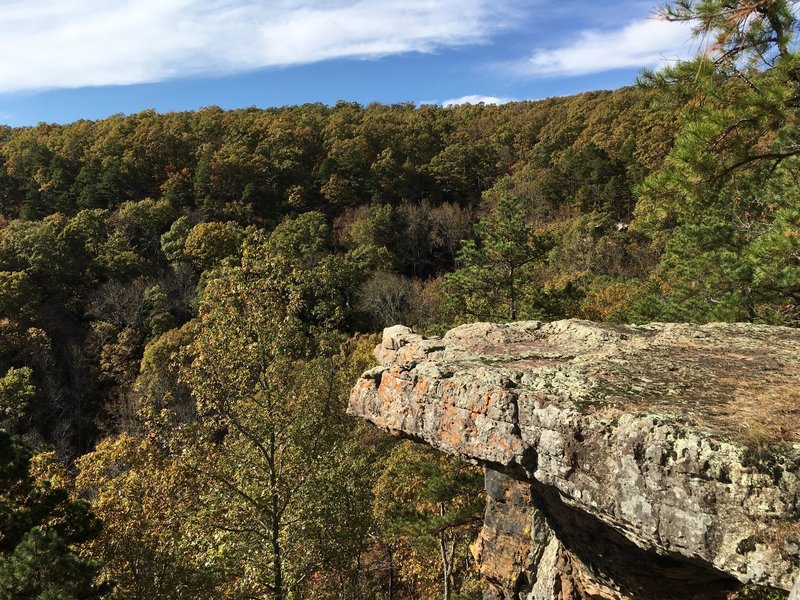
(442, 95), (516, 107)
(0, 0), (514, 93)
(516, 17), (696, 77)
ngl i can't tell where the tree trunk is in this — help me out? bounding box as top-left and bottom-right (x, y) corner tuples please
(438, 503), (451, 600)
(388, 544), (395, 600)
(270, 430), (283, 600)
(509, 264), (516, 321)
(272, 514), (283, 600)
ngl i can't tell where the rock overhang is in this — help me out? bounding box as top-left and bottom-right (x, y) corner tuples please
(348, 320), (800, 597)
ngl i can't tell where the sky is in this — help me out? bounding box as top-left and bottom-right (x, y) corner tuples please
(0, 0), (700, 127)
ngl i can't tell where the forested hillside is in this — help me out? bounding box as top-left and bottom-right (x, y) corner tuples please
(0, 0), (798, 597)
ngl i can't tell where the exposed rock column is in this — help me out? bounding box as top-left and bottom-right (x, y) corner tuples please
(474, 470), (629, 600)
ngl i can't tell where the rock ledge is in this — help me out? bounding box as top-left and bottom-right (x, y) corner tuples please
(348, 320), (800, 599)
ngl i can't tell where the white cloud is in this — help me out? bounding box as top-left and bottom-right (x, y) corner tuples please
(0, 0), (515, 93)
(442, 95), (516, 107)
(517, 17), (696, 77)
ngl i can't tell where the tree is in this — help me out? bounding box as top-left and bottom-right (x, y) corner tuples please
(113, 198), (177, 262)
(0, 367), (36, 428)
(160, 216), (193, 264)
(430, 202), (473, 270)
(262, 211), (382, 329)
(444, 194), (548, 321)
(373, 441), (484, 600)
(661, 1), (796, 63)
(143, 284), (176, 338)
(135, 322), (198, 433)
(183, 221), (245, 272)
(340, 204), (399, 260)
(0, 430), (106, 599)
(396, 201), (436, 277)
(629, 0), (800, 324)
(180, 237), (377, 599)
(267, 211), (330, 266)
(78, 324), (384, 600)
(0, 271), (35, 318)
(357, 272), (415, 329)
(76, 433), (214, 600)
(427, 134), (502, 205)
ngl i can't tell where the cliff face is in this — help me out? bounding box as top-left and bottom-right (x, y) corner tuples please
(348, 320), (800, 599)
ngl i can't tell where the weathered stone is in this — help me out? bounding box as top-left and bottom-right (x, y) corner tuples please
(790, 576), (800, 600)
(348, 320), (800, 598)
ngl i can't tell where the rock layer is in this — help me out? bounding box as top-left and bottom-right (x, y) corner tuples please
(348, 320), (800, 598)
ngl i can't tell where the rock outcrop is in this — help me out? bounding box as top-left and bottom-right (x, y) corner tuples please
(348, 320), (800, 599)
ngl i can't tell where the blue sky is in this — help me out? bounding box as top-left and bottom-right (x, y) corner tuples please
(0, 0), (698, 127)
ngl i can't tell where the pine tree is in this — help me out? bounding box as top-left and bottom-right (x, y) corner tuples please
(444, 194), (548, 321)
(630, 0), (800, 324)
(0, 430), (107, 599)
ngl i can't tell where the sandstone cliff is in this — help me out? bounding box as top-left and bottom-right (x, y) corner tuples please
(348, 320), (800, 599)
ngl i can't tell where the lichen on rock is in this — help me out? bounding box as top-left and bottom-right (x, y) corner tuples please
(348, 320), (800, 599)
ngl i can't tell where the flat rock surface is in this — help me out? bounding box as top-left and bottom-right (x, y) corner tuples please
(348, 320), (800, 593)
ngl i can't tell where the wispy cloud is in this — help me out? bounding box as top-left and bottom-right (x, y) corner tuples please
(0, 0), (516, 93)
(442, 95), (516, 107)
(515, 17), (695, 77)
